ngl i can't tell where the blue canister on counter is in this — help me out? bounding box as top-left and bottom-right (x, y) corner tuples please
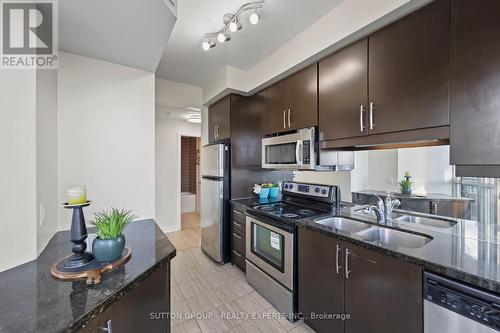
(259, 187), (270, 199)
(269, 187), (279, 197)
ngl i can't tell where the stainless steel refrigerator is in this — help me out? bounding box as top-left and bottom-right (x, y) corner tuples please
(201, 143), (230, 263)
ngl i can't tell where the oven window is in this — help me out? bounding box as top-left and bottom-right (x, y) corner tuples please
(251, 222), (285, 272)
(265, 142), (297, 165)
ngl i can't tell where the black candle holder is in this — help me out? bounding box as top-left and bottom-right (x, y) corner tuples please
(61, 201), (95, 270)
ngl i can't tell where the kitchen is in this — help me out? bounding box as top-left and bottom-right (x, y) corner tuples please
(0, 0), (499, 333)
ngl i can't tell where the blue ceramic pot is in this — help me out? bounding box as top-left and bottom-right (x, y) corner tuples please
(92, 235), (125, 263)
(269, 187), (280, 197)
(259, 187), (270, 199)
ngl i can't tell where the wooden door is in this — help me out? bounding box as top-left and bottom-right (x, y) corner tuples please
(368, 0), (450, 134)
(344, 243), (422, 333)
(319, 38), (368, 141)
(266, 80), (288, 134)
(450, 0), (500, 167)
(298, 228), (345, 333)
(287, 64), (318, 131)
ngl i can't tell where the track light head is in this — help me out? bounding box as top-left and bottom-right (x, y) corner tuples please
(249, 11), (260, 25)
(229, 20), (242, 32)
(202, 40), (215, 51)
(217, 32), (231, 43)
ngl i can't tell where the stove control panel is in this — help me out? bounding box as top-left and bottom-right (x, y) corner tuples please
(283, 181), (331, 198)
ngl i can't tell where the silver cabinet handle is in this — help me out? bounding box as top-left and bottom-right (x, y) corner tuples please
(432, 202), (438, 215)
(232, 232), (242, 240)
(233, 221), (243, 228)
(360, 105), (365, 132)
(283, 110), (286, 129)
(288, 109), (291, 128)
(335, 244), (342, 274)
(369, 102), (375, 130)
(99, 320), (112, 333)
(345, 248), (351, 279)
(214, 125), (217, 140)
(216, 124), (219, 139)
(233, 210), (244, 216)
(232, 249), (242, 257)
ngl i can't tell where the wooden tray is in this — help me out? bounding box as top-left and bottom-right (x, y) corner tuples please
(51, 247), (132, 285)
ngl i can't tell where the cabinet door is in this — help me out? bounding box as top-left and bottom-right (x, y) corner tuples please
(208, 103), (218, 143)
(298, 228), (344, 333)
(230, 94), (249, 167)
(368, 0), (450, 134)
(266, 80), (288, 134)
(217, 95), (231, 140)
(319, 39), (368, 141)
(450, 0), (500, 166)
(121, 263), (169, 333)
(344, 244), (422, 333)
(246, 90), (267, 166)
(287, 64), (318, 131)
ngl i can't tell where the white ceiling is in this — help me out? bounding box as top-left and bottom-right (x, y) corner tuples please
(155, 0), (343, 87)
(60, 0), (176, 72)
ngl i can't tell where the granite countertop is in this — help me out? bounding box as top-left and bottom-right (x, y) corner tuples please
(231, 196), (500, 293)
(0, 219), (176, 333)
(353, 189), (475, 201)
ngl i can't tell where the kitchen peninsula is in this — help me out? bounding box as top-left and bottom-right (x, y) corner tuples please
(0, 220), (176, 333)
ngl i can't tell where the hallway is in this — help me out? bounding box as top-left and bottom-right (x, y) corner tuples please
(166, 212), (201, 251)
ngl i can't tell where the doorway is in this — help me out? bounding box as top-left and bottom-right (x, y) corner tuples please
(180, 136), (201, 231)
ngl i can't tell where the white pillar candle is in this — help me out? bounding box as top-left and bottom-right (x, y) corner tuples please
(67, 186), (87, 204)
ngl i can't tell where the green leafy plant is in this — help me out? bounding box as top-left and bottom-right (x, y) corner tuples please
(399, 172), (413, 192)
(92, 208), (137, 240)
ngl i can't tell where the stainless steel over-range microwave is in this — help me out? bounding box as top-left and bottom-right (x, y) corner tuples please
(262, 127), (317, 170)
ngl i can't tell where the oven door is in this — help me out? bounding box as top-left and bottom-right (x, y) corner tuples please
(261, 128), (315, 170)
(246, 216), (294, 290)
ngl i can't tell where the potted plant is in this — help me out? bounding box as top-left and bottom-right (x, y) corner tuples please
(268, 183), (280, 198)
(91, 208), (136, 263)
(399, 171), (413, 195)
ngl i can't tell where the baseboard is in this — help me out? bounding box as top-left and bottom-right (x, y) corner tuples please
(160, 224), (181, 233)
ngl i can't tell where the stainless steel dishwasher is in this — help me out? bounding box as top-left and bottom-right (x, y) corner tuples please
(424, 272), (500, 332)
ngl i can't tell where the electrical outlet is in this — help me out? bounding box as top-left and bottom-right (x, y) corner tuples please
(39, 203), (46, 227)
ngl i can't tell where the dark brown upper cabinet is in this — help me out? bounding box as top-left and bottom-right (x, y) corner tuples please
(266, 64), (318, 134)
(230, 91), (267, 167)
(298, 227), (423, 333)
(319, 38), (368, 141)
(368, 0), (450, 135)
(450, 0), (500, 177)
(208, 95), (231, 143)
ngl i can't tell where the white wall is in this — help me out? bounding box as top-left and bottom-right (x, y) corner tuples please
(203, 0), (432, 103)
(58, 52), (156, 229)
(0, 70), (38, 272)
(156, 118), (200, 231)
(398, 146), (453, 195)
(36, 69), (59, 254)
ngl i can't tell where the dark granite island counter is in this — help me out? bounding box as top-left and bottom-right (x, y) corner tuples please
(0, 219), (176, 333)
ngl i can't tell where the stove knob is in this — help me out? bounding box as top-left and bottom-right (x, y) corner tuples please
(315, 187), (320, 193)
(321, 189), (327, 195)
(284, 184), (289, 189)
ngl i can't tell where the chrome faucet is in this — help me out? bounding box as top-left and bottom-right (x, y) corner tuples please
(364, 192), (401, 224)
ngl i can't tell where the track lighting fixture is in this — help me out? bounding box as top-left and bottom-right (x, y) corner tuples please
(202, 1), (264, 51)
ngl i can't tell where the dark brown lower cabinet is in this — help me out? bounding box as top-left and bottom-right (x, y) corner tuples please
(76, 263), (171, 333)
(298, 228), (423, 333)
(231, 208), (246, 272)
(344, 243), (422, 333)
(298, 228), (345, 333)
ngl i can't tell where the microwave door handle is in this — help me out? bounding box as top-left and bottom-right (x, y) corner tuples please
(295, 140), (303, 167)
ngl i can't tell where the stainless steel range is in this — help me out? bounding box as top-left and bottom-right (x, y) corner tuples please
(245, 181), (340, 321)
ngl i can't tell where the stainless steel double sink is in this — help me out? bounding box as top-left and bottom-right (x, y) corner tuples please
(313, 217), (432, 249)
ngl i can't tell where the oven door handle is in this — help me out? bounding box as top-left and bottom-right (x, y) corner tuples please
(295, 140), (303, 167)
